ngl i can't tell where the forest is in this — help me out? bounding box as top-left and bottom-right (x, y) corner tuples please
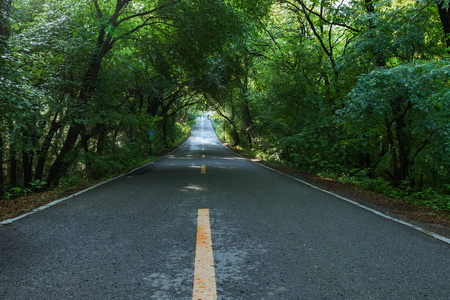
(0, 0), (449, 212)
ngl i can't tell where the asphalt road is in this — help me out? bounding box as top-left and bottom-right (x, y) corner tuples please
(1, 117), (449, 299)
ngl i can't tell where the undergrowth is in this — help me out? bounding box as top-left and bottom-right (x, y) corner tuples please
(329, 174), (450, 212)
(235, 144), (450, 213)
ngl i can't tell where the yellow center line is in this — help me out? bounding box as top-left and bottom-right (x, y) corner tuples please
(201, 165), (206, 174)
(202, 154), (205, 158)
(193, 209), (217, 300)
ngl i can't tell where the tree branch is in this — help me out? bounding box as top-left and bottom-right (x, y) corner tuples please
(243, 46), (269, 59)
(264, 28), (282, 53)
(112, 17), (175, 45)
(293, 0), (360, 32)
(412, 138), (430, 160)
(116, 0), (180, 25)
(92, 0), (103, 19)
(295, 1), (336, 72)
(211, 101), (234, 125)
(167, 94), (199, 117)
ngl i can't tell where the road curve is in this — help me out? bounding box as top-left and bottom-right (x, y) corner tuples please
(1, 116), (449, 299)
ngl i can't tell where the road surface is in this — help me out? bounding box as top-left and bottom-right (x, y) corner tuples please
(1, 116), (449, 299)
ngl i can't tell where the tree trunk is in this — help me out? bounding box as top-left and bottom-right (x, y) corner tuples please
(35, 113), (60, 181)
(0, 0), (12, 52)
(394, 103), (412, 186)
(228, 105), (240, 146)
(0, 0), (12, 196)
(9, 139), (16, 187)
(365, 0), (386, 67)
(22, 150), (33, 188)
(367, 137), (388, 178)
(230, 125), (240, 146)
(147, 96), (161, 117)
(239, 70), (255, 146)
(0, 133), (4, 197)
(386, 119), (400, 187)
(80, 130), (93, 178)
(46, 125), (80, 187)
(96, 127), (105, 155)
(44, 14), (112, 186)
(241, 98), (254, 146)
(437, 1), (450, 51)
(161, 113), (170, 147)
(386, 98), (413, 187)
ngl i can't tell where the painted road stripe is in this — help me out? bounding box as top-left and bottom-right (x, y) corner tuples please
(202, 154), (205, 158)
(201, 165), (206, 174)
(193, 209), (217, 300)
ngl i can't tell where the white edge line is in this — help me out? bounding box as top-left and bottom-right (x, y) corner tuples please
(213, 130), (450, 245)
(0, 133), (192, 227)
(253, 162), (450, 245)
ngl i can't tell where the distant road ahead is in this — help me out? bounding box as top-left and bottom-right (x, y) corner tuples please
(1, 117), (449, 299)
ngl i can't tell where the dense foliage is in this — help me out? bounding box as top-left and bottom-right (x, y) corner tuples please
(210, 0), (450, 210)
(1, 0), (449, 211)
(0, 0), (267, 197)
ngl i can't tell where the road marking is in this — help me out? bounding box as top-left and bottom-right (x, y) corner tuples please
(201, 165), (206, 174)
(202, 154), (205, 158)
(202, 116), (204, 146)
(193, 209), (217, 300)
(251, 160), (450, 245)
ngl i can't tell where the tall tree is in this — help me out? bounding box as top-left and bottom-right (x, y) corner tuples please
(46, 0), (180, 186)
(0, 0), (11, 52)
(0, 0), (12, 196)
(437, 0), (450, 50)
(0, 0), (261, 194)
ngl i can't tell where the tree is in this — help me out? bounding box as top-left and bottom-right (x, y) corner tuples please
(0, 0), (12, 196)
(216, 0), (450, 197)
(341, 60), (450, 188)
(45, 0), (181, 186)
(437, 0), (450, 50)
(0, 0), (261, 196)
(0, 0), (12, 52)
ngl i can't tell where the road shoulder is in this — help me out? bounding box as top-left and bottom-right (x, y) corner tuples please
(225, 145), (450, 240)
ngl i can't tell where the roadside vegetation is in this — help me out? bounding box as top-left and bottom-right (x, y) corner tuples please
(0, 120), (193, 222)
(207, 0), (450, 216)
(0, 0), (262, 201)
(1, 0), (449, 219)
